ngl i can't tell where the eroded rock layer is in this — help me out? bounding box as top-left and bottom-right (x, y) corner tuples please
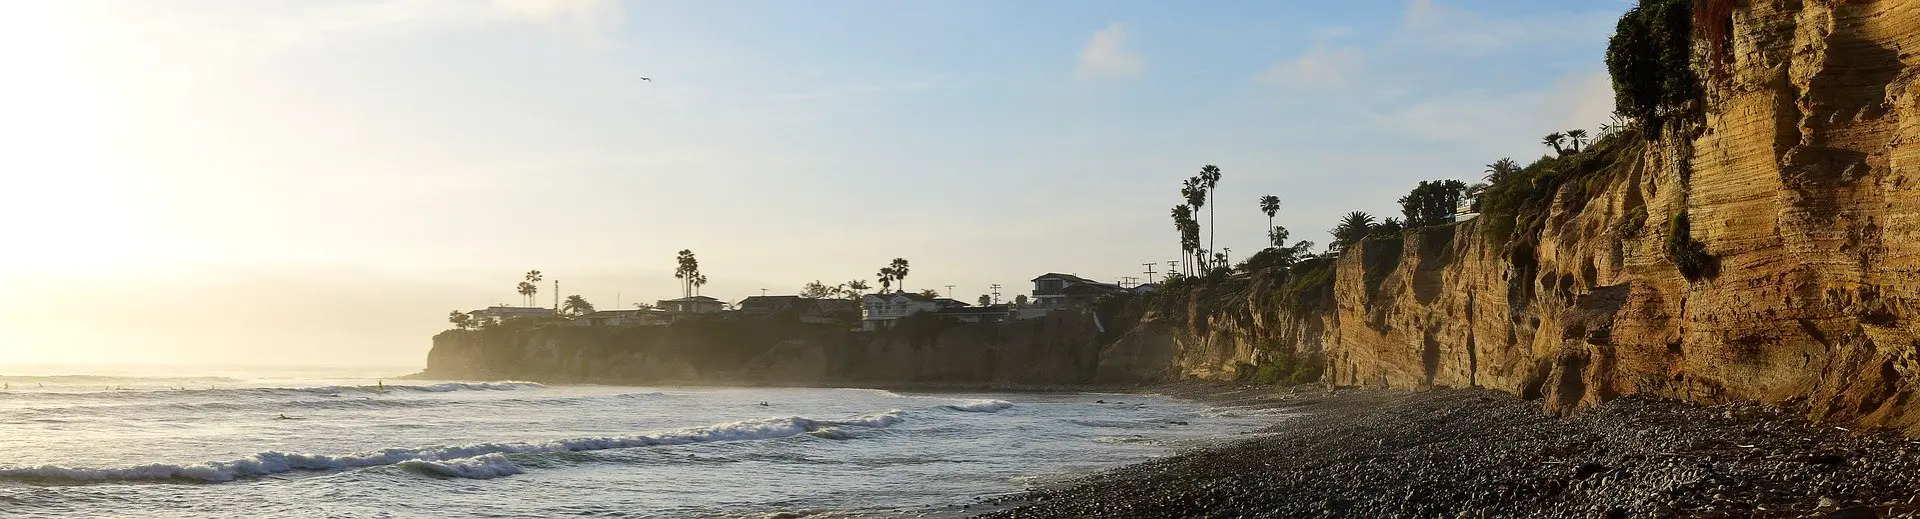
(1145, 1), (1920, 432)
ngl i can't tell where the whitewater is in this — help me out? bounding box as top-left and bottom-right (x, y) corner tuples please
(0, 366), (1278, 518)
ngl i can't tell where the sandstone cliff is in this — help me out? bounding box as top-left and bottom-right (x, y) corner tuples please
(1130, 0), (1920, 433)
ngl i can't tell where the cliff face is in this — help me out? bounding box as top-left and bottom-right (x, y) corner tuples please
(1144, 1), (1920, 432)
(421, 1), (1920, 430)
(423, 312), (1111, 386)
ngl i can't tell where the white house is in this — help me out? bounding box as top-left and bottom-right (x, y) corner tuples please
(861, 292), (942, 330)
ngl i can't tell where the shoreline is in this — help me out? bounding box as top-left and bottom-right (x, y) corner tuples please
(964, 388), (1920, 518)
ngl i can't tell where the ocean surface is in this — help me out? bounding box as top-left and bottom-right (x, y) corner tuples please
(0, 365), (1282, 518)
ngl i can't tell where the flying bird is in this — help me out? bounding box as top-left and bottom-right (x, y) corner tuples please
(640, 77), (652, 82)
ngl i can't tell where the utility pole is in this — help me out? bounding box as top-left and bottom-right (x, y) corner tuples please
(944, 285), (955, 298)
(989, 284), (1002, 304)
(1224, 247), (1232, 267)
(1142, 262), (1157, 284)
(760, 288), (768, 297)
(553, 280), (559, 311)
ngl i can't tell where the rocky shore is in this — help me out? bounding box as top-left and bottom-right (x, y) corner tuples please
(971, 388), (1920, 518)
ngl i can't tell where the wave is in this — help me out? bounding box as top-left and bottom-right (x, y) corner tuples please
(0, 375), (247, 384)
(398, 453), (524, 480)
(942, 399), (1013, 413)
(0, 410), (905, 484)
(273, 381), (547, 395)
(13, 381), (548, 401)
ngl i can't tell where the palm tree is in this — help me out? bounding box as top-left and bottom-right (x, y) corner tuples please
(1171, 205), (1196, 275)
(1181, 176), (1207, 269)
(1484, 158), (1520, 183)
(889, 258), (910, 292)
(1259, 195), (1281, 248)
(842, 279), (871, 301)
(692, 273), (708, 297)
(876, 267), (894, 293)
(1566, 129), (1589, 153)
(562, 295), (594, 316)
(674, 250), (698, 298)
(1333, 211), (1375, 245)
(516, 281), (536, 307)
(1198, 165), (1222, 270)
(518, 270), (543, 307)
(1543, 132), (1567, 156)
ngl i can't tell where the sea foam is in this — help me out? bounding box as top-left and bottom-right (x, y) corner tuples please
(942, 399), (1014, 413)
(0, 411), (905, 483)
(398, 453), (524, 479)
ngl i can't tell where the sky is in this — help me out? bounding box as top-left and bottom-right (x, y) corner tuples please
(0, 0), (1630, 368)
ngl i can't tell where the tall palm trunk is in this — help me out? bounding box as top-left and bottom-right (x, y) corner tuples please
(1208, 193), (1216, 270)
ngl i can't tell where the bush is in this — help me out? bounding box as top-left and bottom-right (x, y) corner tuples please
(1664, 209), (1716, 281)
(1606, 0), (1699, 133)
(1617, 205), (1648, 236)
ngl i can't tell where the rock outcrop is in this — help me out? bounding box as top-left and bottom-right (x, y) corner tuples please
(1139, 0), (1920, 433)
(421, 311), (1111, 386)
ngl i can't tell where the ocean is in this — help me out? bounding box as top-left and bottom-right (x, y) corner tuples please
(0, 365), (1280, 518)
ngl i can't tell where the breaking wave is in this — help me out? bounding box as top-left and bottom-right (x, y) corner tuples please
(0, 411), (905, 484)
(398, 454), (524, 480)
(942, 399), (1014, 413)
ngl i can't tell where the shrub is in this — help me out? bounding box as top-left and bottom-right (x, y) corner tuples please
(1617, 205), (1648, 236)
(1606, 0), (1699, 133)
(1664, 209), (1716, 281)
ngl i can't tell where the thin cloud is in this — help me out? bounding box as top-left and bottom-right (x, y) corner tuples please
(1255, 45), (1360, 90)
(1403, 0), (1615, 55)
(1075, 22), (1142, 80)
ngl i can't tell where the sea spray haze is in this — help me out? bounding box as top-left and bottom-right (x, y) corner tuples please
(0, 369), (1276, 518)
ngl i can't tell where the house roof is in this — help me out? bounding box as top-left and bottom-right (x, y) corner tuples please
(864, 291), (935, 302)
(577, 309), (652, 318)
(660, 296), (722, 303)
(473, 306), (554, 314)
(933, 298), (968, 307)
(739, 295), (802, 306)
(1031, 273), (1098, 284)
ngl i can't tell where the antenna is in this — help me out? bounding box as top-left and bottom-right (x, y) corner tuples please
(944, 285), (955, 297)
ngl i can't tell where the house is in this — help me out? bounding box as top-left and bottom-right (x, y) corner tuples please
(738, 296), (858, 322)
(861, 291), (943, 330)
(937, 304), (1011, 324)
(468, 306), (555, 322)
(1030, 273), (1129, 309)
(657, 296), (726, 314)
(572, 309), (673, 327)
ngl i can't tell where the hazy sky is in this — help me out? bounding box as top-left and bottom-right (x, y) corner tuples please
(0, 0), (1625, 367)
